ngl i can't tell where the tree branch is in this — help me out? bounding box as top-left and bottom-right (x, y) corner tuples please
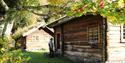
(22, 5), (66, 10)
(31, 10), (51, 17)
(20, 5), (66, 17)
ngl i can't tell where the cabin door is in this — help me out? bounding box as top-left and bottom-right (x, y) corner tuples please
(56, 33), (62, 54)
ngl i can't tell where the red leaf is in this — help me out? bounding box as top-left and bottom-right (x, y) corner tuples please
(99, 0), (105, 8)
(79, 8), (83, 13)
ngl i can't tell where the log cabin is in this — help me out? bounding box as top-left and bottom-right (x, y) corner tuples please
(20, 23), (54, 51)
(48, 15), (125, 63)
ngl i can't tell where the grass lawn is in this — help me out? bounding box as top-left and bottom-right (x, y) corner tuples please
(27, 51), (75, 63)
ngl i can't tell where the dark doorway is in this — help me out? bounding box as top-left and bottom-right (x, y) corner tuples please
(56, 33), (61, 49)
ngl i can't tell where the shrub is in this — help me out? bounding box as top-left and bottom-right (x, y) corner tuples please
(0, 36), (31, 63)
(0, 49), (31, 63)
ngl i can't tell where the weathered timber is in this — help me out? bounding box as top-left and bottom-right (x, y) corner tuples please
(53, 15), (104, 62)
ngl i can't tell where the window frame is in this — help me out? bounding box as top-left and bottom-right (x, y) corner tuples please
(88, 25), (100, 48)
(121, 24), (125, 43)
(32, 35), (39, 42)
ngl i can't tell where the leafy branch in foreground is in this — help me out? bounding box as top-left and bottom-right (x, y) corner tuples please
(66, 0), (125, 24)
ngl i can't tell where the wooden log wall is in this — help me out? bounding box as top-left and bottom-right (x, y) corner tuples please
(26, 29), (52, 51)
(54, 15), (104, 62)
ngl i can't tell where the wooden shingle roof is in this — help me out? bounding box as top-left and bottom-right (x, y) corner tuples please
(48, 16), (75, 27)
(23, 22), (54, 37)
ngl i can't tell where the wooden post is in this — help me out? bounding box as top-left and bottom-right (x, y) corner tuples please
(102, 18), (107, 63)
(61, 25), (64, 56)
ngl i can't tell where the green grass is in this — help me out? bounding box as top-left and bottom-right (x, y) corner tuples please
(27, 52), (75, 63)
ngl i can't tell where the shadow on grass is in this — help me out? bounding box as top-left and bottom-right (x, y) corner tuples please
(26, 52), (75, 63)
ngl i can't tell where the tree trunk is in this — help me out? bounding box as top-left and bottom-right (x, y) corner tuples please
(2, 20), (14, 36)
(0, 23), (4, 36)
(0, 0), (9, 11)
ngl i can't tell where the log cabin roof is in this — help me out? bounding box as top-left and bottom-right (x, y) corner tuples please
(23, 22), (54, 37)
(47, 16), (75, 27)
(47, 15), (101, 27)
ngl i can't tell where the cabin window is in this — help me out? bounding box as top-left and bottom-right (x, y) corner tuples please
(123, 26), (125, 39)
(88, 26), (98, 48)
(121, 24), (125, 42)
(32, 36), (39, 42)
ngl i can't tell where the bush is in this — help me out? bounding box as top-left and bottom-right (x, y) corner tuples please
(0, 36), (31, 63)
(0, 49), (31, 63)
(0, 36), (8, 53)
